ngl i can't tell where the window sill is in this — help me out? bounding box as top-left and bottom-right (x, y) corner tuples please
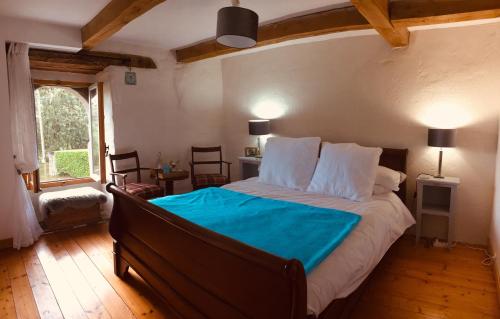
(41, 177), (96, 189)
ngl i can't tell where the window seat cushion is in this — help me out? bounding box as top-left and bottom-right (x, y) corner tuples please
(39, 186), (107, 216)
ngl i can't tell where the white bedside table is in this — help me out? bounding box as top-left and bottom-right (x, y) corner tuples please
(416, 175), (460, 247)
(238, 157), (261, 180)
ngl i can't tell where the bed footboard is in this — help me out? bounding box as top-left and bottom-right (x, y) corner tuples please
(107, 184), (308, 319)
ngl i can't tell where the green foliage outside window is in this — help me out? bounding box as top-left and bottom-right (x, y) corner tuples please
(34, 86), (89, 160)
(54, 149), (90, 178)
(34, 86), (91, 181)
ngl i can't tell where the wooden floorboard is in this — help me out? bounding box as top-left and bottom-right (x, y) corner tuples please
(4, 250), (40, 319)
(0, 224), (497, 319)
(56, 233), (135, 319)
(0, 251), (17, 318)
(21, 247), (63, 319)
(34, 238), (87, 319)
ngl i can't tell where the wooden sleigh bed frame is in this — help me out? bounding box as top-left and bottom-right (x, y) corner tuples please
(107, 148), (408, 319)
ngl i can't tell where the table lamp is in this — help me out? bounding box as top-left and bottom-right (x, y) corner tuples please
(249, 120), (270, 157)
(428, 128), (456, 178)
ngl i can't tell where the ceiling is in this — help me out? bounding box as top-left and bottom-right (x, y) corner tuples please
(0, 0), (108, 27)
(0, 0), (350, 50)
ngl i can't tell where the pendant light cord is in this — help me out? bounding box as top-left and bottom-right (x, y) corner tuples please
(231, 0), (240, 7)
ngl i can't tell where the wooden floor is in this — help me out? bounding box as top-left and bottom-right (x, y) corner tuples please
(0, 223), (498, 319)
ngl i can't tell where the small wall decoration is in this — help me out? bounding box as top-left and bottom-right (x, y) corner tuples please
(244, 147), (258, 157)
(125, 71), (137, 85)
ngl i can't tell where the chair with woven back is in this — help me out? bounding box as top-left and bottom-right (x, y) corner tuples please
(190, 146), (231, 190)
(109, 151), (164, 200)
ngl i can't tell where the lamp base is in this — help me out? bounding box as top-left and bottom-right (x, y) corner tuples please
(256, 136), (261, 157)
(435, 149), (444, 179)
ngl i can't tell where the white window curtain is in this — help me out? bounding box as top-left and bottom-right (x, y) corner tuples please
(7, 42), (43, 249)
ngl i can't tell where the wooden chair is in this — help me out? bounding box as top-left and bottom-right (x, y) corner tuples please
(109, 151), (164, 200)
(190, 146), (231, 190)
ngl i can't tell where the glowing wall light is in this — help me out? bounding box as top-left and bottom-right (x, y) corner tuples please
(251, 96), (287, 119)
(417, 100), (473, 129)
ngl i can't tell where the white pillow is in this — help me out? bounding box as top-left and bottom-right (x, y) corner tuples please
(307, 143), (382, 202)
(373, 184), (392, 195)
(375, 166), (406, 192)
(258, 137), (321, 191)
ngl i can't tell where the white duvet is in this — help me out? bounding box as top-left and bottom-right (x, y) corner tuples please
(223, 178), (415, 316)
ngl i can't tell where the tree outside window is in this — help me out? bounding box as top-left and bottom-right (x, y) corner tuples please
(34, 86), (90, 182)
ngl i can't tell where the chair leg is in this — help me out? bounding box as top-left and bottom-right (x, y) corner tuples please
(113, 242), (129, 278)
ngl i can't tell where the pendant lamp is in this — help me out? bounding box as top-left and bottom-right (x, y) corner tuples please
(216, 0), (258, 49)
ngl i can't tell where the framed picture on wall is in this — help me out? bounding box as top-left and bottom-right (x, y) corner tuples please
(244, 147), (258, 157)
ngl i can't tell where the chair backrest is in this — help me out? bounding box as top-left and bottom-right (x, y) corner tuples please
(191, 146), (223, 175)
(109, 151), (142, 184)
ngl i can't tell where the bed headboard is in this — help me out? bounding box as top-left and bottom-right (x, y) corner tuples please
(380, 148), (408, 203)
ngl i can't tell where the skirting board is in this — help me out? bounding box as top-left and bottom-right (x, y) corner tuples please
(0, 238), (13, 250)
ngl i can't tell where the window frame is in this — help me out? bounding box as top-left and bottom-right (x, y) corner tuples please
(32, 79), (106, 190)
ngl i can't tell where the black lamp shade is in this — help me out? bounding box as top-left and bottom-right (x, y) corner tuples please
(249, 120), (270, 136)
(216, 6), (258, 49)
(428, 128), (456, 148)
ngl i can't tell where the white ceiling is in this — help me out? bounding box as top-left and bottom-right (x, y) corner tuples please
(0, 0), (350, 49)
(0, 0), (108, 27)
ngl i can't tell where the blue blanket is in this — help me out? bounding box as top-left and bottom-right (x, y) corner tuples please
(150, 188), (361, 273)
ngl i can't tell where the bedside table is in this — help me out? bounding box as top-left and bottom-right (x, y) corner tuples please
(416, 175), (460, 247)
(238, 156), (261, 180)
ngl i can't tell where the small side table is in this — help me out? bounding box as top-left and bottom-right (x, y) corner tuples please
(157, 170), (189, 196)
(416, 175), (460, 247)
(238, 157), (261, 180)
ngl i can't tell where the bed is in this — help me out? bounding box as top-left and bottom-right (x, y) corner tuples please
(107, 148), (414, 319)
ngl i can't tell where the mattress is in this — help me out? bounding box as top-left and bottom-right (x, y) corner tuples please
(223, 178), (415, 316)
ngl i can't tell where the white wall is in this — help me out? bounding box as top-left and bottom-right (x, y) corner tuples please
(96, 41), (224, 193)
(0, 16), (81, 51)
(219, 23), (500, 245)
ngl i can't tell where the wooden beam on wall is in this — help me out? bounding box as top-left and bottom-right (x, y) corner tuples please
(29, 49), (157, 74)
(82, 0), (166, 50)
(391, 0), (500, 27)
(175, 6), (371, 63)
(32, 79), (93, 88)
(351, 0), (409, 47)
(175, 0), (500, 63)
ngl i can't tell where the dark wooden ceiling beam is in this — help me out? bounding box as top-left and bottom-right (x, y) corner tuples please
(175, 0), (500, 63)
(176, 6), (370, 63)
(391, 0), (500, 27)
(29, 49), (157, 74)
(82, 0), (166, 50)
(351, 0), (409, 47)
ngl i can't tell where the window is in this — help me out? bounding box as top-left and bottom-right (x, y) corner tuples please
(32, 81), (105, 188)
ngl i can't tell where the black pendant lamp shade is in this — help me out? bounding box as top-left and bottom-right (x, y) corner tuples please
(216, 4), (258, 49)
